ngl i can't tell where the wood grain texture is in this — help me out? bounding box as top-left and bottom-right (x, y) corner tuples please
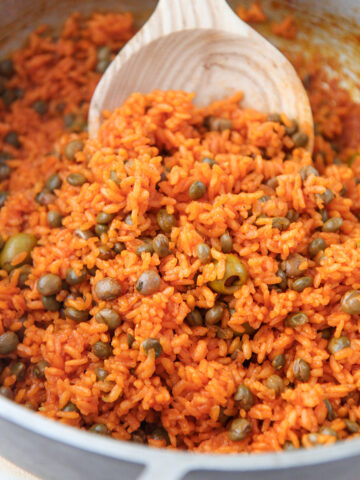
(89, 0), (313, 149)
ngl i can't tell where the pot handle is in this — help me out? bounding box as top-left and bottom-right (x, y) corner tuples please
(138, 461), (190, 480)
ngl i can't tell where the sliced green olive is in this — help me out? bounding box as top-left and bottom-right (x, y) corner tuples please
(0, 233), (37, 272)
(209, 254), (247, 294)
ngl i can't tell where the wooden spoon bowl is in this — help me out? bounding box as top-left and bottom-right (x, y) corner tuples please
(89, 0), (313, 151)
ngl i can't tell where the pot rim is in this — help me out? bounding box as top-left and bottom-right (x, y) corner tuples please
(1, 395), (360, 474)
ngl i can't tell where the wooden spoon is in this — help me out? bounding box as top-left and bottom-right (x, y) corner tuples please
(89, 0), (313, 151)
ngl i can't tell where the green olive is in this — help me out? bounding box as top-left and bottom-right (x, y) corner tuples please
(267, 113), (281, 123)
(319, 426), (338, 439)
(10, 264), (31, 289)
(220, 231), (233, 253)
(318, 210), (328, 225)
(216, 327), (234, 339)
(2, 89), (17, 108)
(32, 99), (47, 115)
(151, 427), (170, 444)
(316, 188), (334, 205)
(13, 316), (25, 342)
(209, 254), (247, 294)
(95, 367), (108, 381)
(228, 418), (251, 441)
(272, 354), (286, 370)
(10, 361), (26, 379)
(205, 304), (224, 325)
(35, 189), (56, 206)
(185, 309), (203, 327)
(0, 233), (37, 272)
(113, 242), (125, 254)
(292, 131), (309, 147)
(293, 358), (310, 382)
(109, 170), (121, 185)
(321, 328), (332, 340)
(65, 307), (89, 322)
(286, 209), (299, 222)
(328, 335), (350, 354)
(97, 46), (111, 63)
(92, 341), (112, 359)
(283, 441), (297, 451)
(42, 295), (61, 311)
(47, 210), (63, 228)
(266, 177), (279, 189)
(345, 419), (359, 433)
(98, 245), (116, 260)
(89, 423), (110, 435)
(341, 290), (360, 315)
(291, 276), (313, 292)
(201, 157), (216, 167)
(96, 59), (110, 74)
(285, 312), (308, 327)
(142, 338), (162, 358)
(234, 384), (254, 411)
(136, 270), (161, 295)
(4, 131), (21, 148)
(275, 269), (287, 291)
(322, 217), (343, 232)
(127, 333), (135, 348)
(67, 173), (86, 186)
(64, 140), (84, 161)
(33, 360), (49, 379)
(96, 212), (115, 225)
(0, 59), (14, 77)
(272, 217), (290, 231)
(156, 208), (176, 233)
(152, 234), (170, 258)
(95, 224), (109, 236)
(0, 331), (19, 354)
(0, 163), (11, 181)
(74, 229), (95, 240)
(95, 308), (121, 330)
(65, 268), (86, 286)
(281, 253), (306, 278)
(131, 430), (147, 444)
(189, 180), (207, 200)
(285, 119), (299, 135)
(0, 386), (13, 399)
(308, 238), (326, 258)
(136, 239), (154, 256)
(94, 277), (122, 300)
(197, 243), (211, 264)
(0, 191), (8, 207)
(266, 375), (284, 395)
(299, 166), (319, 181)
(324, 399), (336, 421)
(204, 116), (233, 131)
(37, 273), (62, 296)
(62, 401), (79, 413)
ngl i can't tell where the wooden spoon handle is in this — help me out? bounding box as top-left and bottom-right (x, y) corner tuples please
(152, 0), (250, 34)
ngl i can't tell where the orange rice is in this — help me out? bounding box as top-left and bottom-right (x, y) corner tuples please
(0, 9), (360, 454)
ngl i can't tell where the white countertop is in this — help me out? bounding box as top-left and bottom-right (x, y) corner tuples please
(0, 457), (40, 480)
